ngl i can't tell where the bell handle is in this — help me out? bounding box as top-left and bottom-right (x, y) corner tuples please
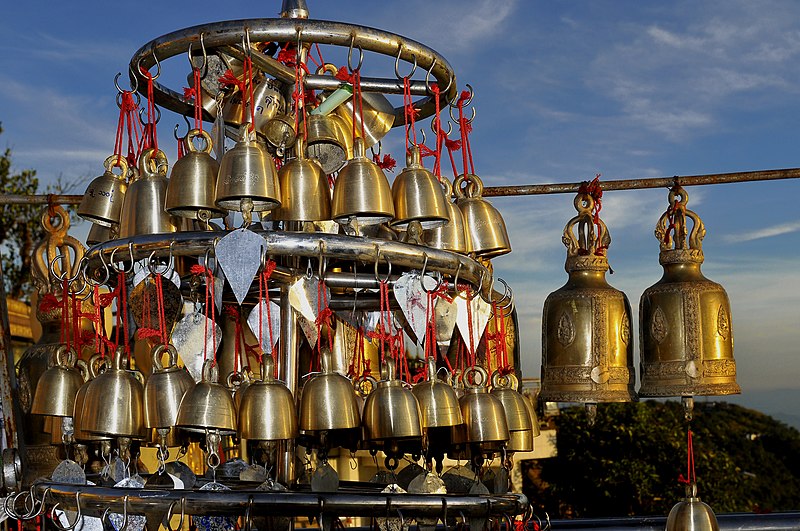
(452, 173), (484, 199)
(185, 129), (213, 155)
(102, 155), (129, 180)
(462, 365), (488, 389)
(139, 148), (169, 177)
(111, 345), (128, 371)
(226, 370), (244, 388)
(353, 374), (377, 397)
(131, 370), (146, 385)
(53, 345), (78, 369)
(86, 353), (108, 380)
(260, 355), (275, 383)
(315, 63), (339, 76)
(75, 359), (89, 383)
(152, 344), (179, 372)
(202, 359), (219, 384)
(439, 178), (455, 201)
(490, 370), (518, 391)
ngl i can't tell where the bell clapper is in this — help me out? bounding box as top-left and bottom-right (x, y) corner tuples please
(74, 444), (89, 468)
(156, 428), (171, 474)
(585, 403), (598, 427)
(682, 396), (695, 421)
(241, 197), (255, 228)
(118, 436), (132, 466)
(205, 430), (222, 481)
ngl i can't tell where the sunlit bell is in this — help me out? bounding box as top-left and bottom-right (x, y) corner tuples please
(215, 126), (281, 214)
(224, 75), (285, 134)
(31, 345), (85, 417)
(305, 112), (348, 175)
(77, 155), (129, 227)
(176, 359), (237, 434)
(299, 348), (361, 450)
(362, 358), (423, 455)
(639, 186), (740, 416)
(73, 355), (111, 443)
(540, 192), (636, 420)
(391, 145), (449, 230)
(453, 173), (511, 257)
(665, 484), (720, 531)
(272, 136), (331, 222)
(81, 346), (146, 438)
(424, 178), (468, 253)
(261, 113), (297, 157)
(238, 355), (298, 441)
(335, 91), (396, 149)
(144, 344), (195, 429)
(165, 129), (224, 221)
(331, 137), (395, 231)
(458, 366), (509, 451)
(118, 148), (179, 238)
(490, 371), (534, 453)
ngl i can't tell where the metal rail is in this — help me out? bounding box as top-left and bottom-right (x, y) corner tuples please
(546, 511), (800, 530)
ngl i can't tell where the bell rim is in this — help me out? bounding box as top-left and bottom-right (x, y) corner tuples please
(215, 197), (281, 212)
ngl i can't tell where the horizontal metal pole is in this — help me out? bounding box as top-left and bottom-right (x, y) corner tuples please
(547, 511), (800, 530)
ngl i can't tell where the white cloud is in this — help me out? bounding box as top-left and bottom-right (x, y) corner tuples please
(725, 220), (800, 243)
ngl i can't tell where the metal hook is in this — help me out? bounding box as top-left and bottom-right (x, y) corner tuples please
(109, 242), (136, 274)
(424, 59), (454, 95)
(138, 106), (162, 126)
(165, 497), (186, 531)
(147, 244), (174, 277)
(449, 102), (477, 125)
(440, 498), (449, 531)
(451, 262), (462, 294)
(137, 47), (161, 80)
(242, 29), (252, 58)
(243, 496), (254, 531)
(188, 34), (208, 75)
(407, 126), (427, 148)
(347, 35), (363, 72)
(395, 46), (418, 79)
(420, 254), (443, 295)
(84, 255), (110, 287)
(374, 247), (392, 283)
(431, 117), (453, 136)
(318, 240), (328, 279)
(174, 114), (191, 141)
(51, 491), (83, 531)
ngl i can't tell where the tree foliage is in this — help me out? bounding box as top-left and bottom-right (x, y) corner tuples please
(525, 401), (800, 518)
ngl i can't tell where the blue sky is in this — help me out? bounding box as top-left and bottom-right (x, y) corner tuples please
(1, 1), (798, 426)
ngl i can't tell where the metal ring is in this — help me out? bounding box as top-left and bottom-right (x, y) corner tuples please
(348, 35), (364, 72)
(318, 240), (328, 279)
(395, 46), (417, 79)
(431, 116), (453, 136)
(425, 59), (453, 95)
(242, 28), (252, 58)
(50, 491), (83, 531)
(374, 248), (392, 283)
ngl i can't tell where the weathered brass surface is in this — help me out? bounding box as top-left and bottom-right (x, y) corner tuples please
(454, 174), (511, 258)
(335, 90), (395, 149)
(30, 345), (84, 417)
(273, 137), (331, 222)
(77, 155), (128, 227)
(305, 113), (347, 175)
(144, 344), (195, 429)
(165, 129), (224, 220)
(215, 129), (281, 212)
(412, 358), (463, 430)
(666, 484), (720, 531)
(73, 355), (111, 442)
(424, 178), (468, 252)
(119, 148), (179, 238)
(490, 372), (533, 452)
(331, 138), (394, 227)
(458, 366), (509, 449)
(299, 348), (360, 440)
(176, 359), (237, 434)
(81, 346), (145, 438)
(362, 359), (423, 450)
(238, 356), (297, 440)
(391, 146), (449, 229)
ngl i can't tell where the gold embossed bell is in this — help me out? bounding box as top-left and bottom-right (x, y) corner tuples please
(391, 146), (449, 230)
(77, 155), (129, 227)
(272, 137), (331, 222)
(331, 137), (394, 230)
(176, 359), (237, 434)
(639, 186), (739, 415)
(424, 178), (468, 252)
(165, 129), (224, 221)
(666, 484), (720, 531)
(238, 355), (297, 440)
(118, 148), (179, 238)
(458, 366), (509, 453)
(305, 113), (347, 175)
(144, 344), (195, 429)
(362, 358), (423, 456)
(31, 345), (84, 417)
(262, 113), (296, 157)
(540, 192), (636, 420)
(215, 126), (281, 212)
(335, 91), (395, 149)
(82, 346), (146, 438)
(490, 371), (533, 453)
(73, 355), (111, 442)
(224, 75), (285, 133)
(453, 173), (511, 257)
(299, 348), (361, 449)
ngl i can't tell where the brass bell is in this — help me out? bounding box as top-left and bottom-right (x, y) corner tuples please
(238, 355), (297, 440)
(86, 222), (114, 245)
(424, 178), (468, 252)
(391, 146), (449, 229)
(176, 359), (237, 434)
(31, 345), (84, 417)
(272, 137), (331, 222)
(331, 137), (395, 230)
(666, 484), (719, 531)
(335, 91), (395, 149)
(490, 371), (534, 453)
(458, 366), (509, 451)
(118, 148), (179, 238)
(77, 155), (128, 227)
(81, 346), (146, 438)
(144, 344), (195, 429)
(412, 358), (463, 429)
(540, 192), (636, 418)
(453, 173), (511, 257)
(215, 127), (281, 213)
(299, 348), (361, 449)
(224, 74), (285, 133)
(261, 113), (297, 156)
(362, 358), (423, 455)
(228, 369), (253, 412)
(305, 113), (347, 175)
(639, 187), (740, 413)
(73, 355), (111, 442)
(165, 129), (224, 220)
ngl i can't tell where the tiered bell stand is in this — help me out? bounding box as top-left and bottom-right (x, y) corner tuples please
(26, 6), (528, 530)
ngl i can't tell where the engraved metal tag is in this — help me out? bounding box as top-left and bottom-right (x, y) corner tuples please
(246, 300), (281, 355)
(172, 310), (221, 383)
(215, 229), (266, 305)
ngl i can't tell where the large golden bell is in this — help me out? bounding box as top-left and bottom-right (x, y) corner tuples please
(31, 345), (84, 417)
(331, 137), (394, 229)
(299, 348), (361, 449)
(73, 355), (111, 442)
(639, 187), (739, 402)
(490, 372), (533, 452)
(458, 366), (509, 451)
(176, 359), (237, 434)
(666, 484), (720, 531)
(77, 156), (128, 227)
(391, 146), (449, 229)
(540, 192), (636, 409)
(81, 346), (146, 438)
(362, 359), (422, 454)
(215, 128), (281, 212)
(412, 358), (463, 429)
(118, 148), (179, 238)
(305, 113), (348, 175)
(424, 178), (468, 252)
(238, 355), (297, 441)
(453, 174), (511, 257)
(272, 137), (331, 222)
(144, 344), (195, 429)
(165, 129), (224, 220)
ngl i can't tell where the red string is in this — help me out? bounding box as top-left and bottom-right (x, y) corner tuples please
(372, 154), (397, 172)
(313, 280), (334, 372)
(190, 264), (217, 366)
(257, 260), (277, 365)
(351, 69), (366, 142)
(578, 175), (607, 256)
(367, 280), (394, 363)
(678, 429), (697, 485)
(113, 92), (139, 168)
(403, 77), (419, 153)
(140, 68), (159, 152)
(464, 288), (477, 366)
(456, 90), (475, 176)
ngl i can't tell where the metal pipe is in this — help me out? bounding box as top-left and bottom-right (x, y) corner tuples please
(278, 284), (298, 485)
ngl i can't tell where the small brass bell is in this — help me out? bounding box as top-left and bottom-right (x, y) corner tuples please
(666, 484), (720, 531)
(458, 366), (509, 452)
(424, 178), (468, 253)
(31, 345), (84, 417)
(176, 359), (237, 434)
(238, 355), (297, 440)
(77, 156), (128, 227)
(639, 186), (740, 413)
(540, 192), (636, 418)
(391, 146), (449, 230)
(490, 371), (534, 453)
(331, 137), (395, 230)
(261, 113), (297, 156)
(412, 358), (463, 455)
(118, 148), (179, 238)
(165, 129), (224, 221)
(81, 346), (146, 438)
(299, 348), (361, 449)
(453, 173), (511, 257)
(335, 91), (395, 149)
(228, 369), (254, 412)
(144, 344), (195, 429)
(73, 355), (111, 442)
(305, 113), (347, 175)
(86, 222), (114, 245)
(215, 127), (281, 213)
(362, 358), (423, 455)
(224, 75), (285, 133)
(272, 137), (331, 222)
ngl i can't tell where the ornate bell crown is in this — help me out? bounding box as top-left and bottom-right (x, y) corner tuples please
(562, 192), (611, 273)
(655, 185), (705, 265)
